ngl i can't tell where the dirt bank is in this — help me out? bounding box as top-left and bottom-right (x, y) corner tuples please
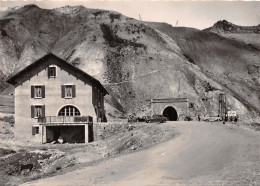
(0, 122), (177, 186)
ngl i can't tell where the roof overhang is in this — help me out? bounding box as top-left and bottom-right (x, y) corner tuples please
(6, 52), (109, 95)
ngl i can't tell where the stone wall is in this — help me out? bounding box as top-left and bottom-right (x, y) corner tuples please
(93, 121), (128, 141)
(149, 99), (189, 121)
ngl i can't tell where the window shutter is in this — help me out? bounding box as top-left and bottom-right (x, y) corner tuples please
(31, 106), (35, 118)
(47, 67), (50, 78)
(32, 127), (36, 135)
(31, 86), (34, 98)
(72, 85), (76, 98)
(42, 86), (45, 98)
(42, 105), (45, 117)
(61, 85), (65, 98)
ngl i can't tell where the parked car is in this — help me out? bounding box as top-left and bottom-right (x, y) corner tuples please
(128, 115), (148, 122)
(136, 116), (147, 122)
(202, 115), (222, 122)
(146, 115), (168, 123)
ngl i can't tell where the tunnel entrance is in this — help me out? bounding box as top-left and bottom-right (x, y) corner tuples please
(163, 106), (178, 121)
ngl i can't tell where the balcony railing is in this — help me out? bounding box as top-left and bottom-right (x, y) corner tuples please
(38, 116), (93, 124)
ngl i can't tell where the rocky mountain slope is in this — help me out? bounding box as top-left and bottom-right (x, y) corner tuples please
(0, 5), (259, 120)
(149, 22), (260, 118)
(204, 20), (260, 49)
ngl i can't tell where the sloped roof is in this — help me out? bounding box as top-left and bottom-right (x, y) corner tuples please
(7, 53), (108, 94)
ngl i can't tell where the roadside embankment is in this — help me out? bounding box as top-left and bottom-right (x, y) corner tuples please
(0, 122), (177, 186)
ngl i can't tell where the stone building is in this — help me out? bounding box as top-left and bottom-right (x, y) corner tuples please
(7, 53), (108, 143)
(147, 98), (189, 121)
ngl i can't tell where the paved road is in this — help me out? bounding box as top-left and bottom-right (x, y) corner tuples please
(23, 122), (260, 186)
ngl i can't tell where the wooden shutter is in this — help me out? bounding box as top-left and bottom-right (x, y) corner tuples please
(31, 86), (34, 98)
(32, 127), (36, 135)
(42, 105), (45, 117)
(72, 85), (76, 98)
(61, 85), (65, 98)
(31, 106), (35, 118)
(47, 67), (50, 78)
(42, 86), (45, 98)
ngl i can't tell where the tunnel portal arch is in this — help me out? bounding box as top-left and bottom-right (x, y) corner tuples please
(163, 106), (178, 121)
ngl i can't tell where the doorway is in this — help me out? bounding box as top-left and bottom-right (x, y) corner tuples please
(46, 126), (85, 143)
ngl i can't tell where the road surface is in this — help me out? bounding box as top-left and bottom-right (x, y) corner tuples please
(23, 122), (260, 185)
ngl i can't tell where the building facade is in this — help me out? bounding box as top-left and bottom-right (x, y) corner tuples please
(7, 53), (108, 143)
(148, 98), (189, 121)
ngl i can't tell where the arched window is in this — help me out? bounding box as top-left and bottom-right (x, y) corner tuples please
(58, 105), (81, 116)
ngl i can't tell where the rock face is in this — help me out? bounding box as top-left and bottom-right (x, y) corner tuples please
(0, 5), (259, 121)
(149, 22), (260, 119)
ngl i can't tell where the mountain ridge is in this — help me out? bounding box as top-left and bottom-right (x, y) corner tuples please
(204, 20), (260, 34)
(0, 5), (259, 121)
(204, 20), (260, 50)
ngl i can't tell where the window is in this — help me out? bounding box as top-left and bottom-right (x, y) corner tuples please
(32, 126), (39, 135)
(35, 127), (39, 134)
(31, 85), (45, 98)
(65, 85), (72, 98)
(48, 66), (56, 78)
(35, 86), (42, 98)
(58, 105), (81, 116)
(35, 106), (42, 117)
(61, 85), (76, 98)
(31, 105), (45, 118)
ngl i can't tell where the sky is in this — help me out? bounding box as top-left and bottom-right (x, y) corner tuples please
(0, 0), (260, 29)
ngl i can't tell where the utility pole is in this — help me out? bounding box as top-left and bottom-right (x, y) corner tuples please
(175, 20), (178, 27)
(219, 93), (226, 120)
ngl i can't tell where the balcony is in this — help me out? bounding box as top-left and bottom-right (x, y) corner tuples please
(38, 116), (93, 125)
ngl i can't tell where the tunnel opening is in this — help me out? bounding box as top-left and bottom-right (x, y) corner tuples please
(163, 106), (178, 121)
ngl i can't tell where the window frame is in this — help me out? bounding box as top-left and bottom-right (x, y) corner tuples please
(34, 105), (43, 118)
(35, 126), (39, 134)
(31, 85), (45, 99)
(32, 126), (40, 135)
(48, 66), (57, 78)
(31, 105), (45, 119)
(34, 86), (42, 98)
(65, 85), (73, 98)
(62, 85), (76, 98)
(58, 105), (81, 116)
